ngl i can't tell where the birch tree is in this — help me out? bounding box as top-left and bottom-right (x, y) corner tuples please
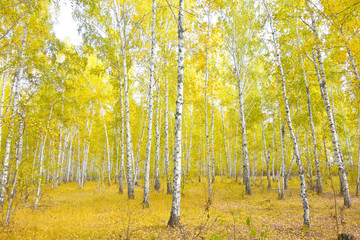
(168, 0), (185, 227)
(143, 0), (157, 208)
(305, 0), (351, 207)
(263, 0), (310, 228)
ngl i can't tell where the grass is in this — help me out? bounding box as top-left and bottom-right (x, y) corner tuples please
(1, 176), (359, 239)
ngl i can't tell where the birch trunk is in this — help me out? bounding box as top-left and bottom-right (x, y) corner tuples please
(0, 22), (28, 209)
(262, 122), (271, 189)
(122, 30), (134, 200)
(5, 111), (24, 226)
(204, 10), (212, 205)
(211, 104), (215, 183)
(35, 100), (56, 209)
(239, 75), (251, 194)
(279, 104), (285, 199)
(337, 86), (353, 170)
(119, 74), (125, 193)
(185, 108), (193, 180)
(300, 50), (322, 194)
(233, 122), (238, 182)
(0, 43), (11, 152)
(154, 86), (161, 191)
(306, 0), (351, 207)
(164, 77), (172, 194)
(102, 111), (111, 186)
(168, 0), (184, 227)
(221, 108), (229, 177)
(143, 0), (156, 207)
(264, 0), (310, 227)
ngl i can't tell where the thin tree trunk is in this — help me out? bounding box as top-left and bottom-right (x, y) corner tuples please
(264, 0), (310, 227)
(185, 108), (193, 181)
(154, 85), (161, 191)
(204, 9), (212, 205)
(262, 122), (271, 189)
(0, 43), (11, 153)
(5, 111), (24, 226)
(35, 99), (56, 209)
(0, 21), (28, 209)
(299, 47), (322, 194)
(168, 0), (184, 227)
(337, 86), (353, 171)
(307, 0), (351, 207)
(119, 74), (125, 193)
(164, 77), (172, 194)
(122, 27), (134, 199)
(279, 104), (285, 199)
(101, 108), (111, 186)
(211, 104), (215, 183)
(143, 0), (156, 207)
(221, 108), (229, 178)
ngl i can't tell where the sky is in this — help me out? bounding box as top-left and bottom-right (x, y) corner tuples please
(53, 0), (82, 46)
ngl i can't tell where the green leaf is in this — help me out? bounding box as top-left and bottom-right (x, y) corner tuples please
(209, 235), (221, 240)
(261, 231), (265, 238)
(246, 217), (251, 227)
(251, 227), (257, 236)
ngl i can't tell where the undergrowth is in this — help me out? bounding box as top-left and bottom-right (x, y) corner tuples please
(0, 177), (359, 239)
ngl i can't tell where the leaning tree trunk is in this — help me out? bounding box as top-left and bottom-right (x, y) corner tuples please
(299, 48), (322, 194)
(168, 0), (184, 227)
(5, 111), (24, 226)
(0, 22), (28, 209)
(264, 0), (310, 228)
(306, 0), (351, 207)
(337, 86), (353, 171)
(143, 0), (157, 207)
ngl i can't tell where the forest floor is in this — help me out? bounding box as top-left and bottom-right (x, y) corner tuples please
(1, 176), (360, 239)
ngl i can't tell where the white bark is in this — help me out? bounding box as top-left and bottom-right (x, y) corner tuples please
(0, 43), (11, 153)
(168, 0), (184, 227)
(307, 0), (351, 207)
(102, 109), (111, 186)
(164, 77), (172, 194)
(238, 75), (251, 194)
(0, 22), (28, 209)
(262, 122), (271, 189)
(143, 0), (156, 207)
(121, 19), (134, 199)
(299, 48), (322, 193)
(210, 104), (215, 183)
(5, 111), (24, 226)
(204, 10), (212, 205)
(154, 85), (161, 191)
(35, 99), (56, 209)
(264, 0), (310, 227)
(119, 74), (125, 193)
